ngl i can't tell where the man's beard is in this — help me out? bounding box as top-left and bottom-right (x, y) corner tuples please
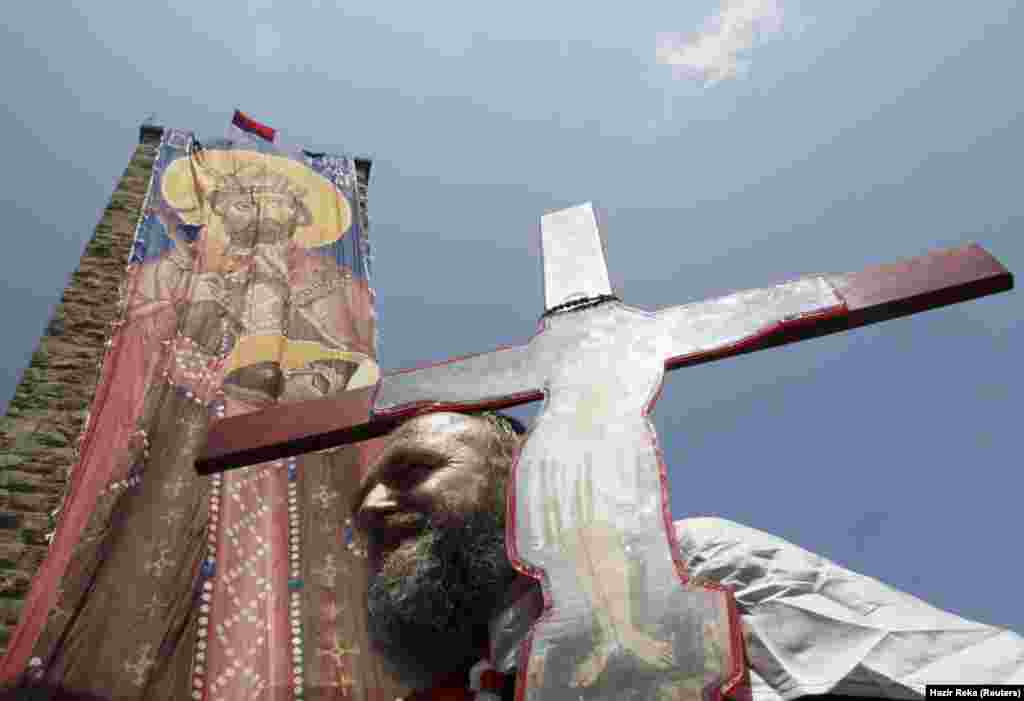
(366, 508), (516, 690)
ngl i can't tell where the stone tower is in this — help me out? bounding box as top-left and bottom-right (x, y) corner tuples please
(0, 126), (164, 656)
(0, 125), (377, 701)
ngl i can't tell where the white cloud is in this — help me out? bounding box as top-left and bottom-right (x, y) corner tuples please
(656, 0), (786, 84)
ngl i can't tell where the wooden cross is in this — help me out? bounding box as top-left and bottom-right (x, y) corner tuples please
(198, 203), (1012, 701)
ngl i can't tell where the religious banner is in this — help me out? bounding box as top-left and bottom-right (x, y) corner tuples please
(1, 118), (406, 700)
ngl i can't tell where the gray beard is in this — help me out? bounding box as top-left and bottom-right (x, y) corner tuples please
(366, 510), (516, 690)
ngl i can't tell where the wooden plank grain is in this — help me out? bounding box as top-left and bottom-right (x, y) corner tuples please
(830, 243), (1012, 326)
(668, 243), (1013, 370)
(196, 385), (390, 475)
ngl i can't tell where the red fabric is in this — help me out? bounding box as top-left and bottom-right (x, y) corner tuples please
(402, 667), (509, 701)
(479, 670), (503, 692)
(232, 109), (277, 142)
(407, 687), (473, 701)
(0, 264), (179, 680)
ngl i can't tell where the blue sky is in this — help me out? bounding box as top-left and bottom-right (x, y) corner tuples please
(2, 1), (1021, 634)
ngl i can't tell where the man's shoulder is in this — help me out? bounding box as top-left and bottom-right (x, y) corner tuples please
(672, 516), (786, 555)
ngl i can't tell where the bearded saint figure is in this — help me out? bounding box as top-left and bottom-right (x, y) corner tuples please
(130, 150), (376, 426)
(185, 166), (371, 404)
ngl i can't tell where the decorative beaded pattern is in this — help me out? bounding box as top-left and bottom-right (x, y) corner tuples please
(191, 469), (221, 700)
(201, 457), (285, 700)
(287, 456), (305, 698)
(98, 431), (149, 496)
(160, 335), (228, 407)
(291, 268), (353, 308)
(343, 518), (367, 560)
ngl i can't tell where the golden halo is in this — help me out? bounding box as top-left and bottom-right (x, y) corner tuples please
(161, 149), (352, 248)
(223, 337), (379, 387)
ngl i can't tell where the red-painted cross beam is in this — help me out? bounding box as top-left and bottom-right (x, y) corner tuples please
(198, 203), (1012, 701)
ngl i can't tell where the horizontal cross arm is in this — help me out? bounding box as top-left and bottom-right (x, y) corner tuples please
(197, 343), (542, 475)
(374, 342), (543, 417)
(659, 243), (1012, 370)
(196, 385), (385, 475)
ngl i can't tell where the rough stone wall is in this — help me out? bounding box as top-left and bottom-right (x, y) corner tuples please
(0, 126), (161, 657)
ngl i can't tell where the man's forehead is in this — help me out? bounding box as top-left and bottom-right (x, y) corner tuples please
(353, 414), (485, 511)
(400, 412), (477, 435)
(387, 413), (488, 453)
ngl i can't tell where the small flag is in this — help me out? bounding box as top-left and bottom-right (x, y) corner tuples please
(231, 110), (276, 142)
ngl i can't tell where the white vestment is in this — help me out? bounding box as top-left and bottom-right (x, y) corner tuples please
(490, 517), (1024, 698)
(674, 518), (1024, 700)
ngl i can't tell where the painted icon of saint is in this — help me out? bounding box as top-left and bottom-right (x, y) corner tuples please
(131, 149), (378, 418)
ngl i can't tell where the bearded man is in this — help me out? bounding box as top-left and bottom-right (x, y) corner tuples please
(351, 412), (1024, 701)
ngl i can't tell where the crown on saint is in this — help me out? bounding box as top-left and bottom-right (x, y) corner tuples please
(162, 150), (352, 247)
(212, 168), (307, 201)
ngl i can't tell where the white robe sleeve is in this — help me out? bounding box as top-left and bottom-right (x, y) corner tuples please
(673, 517), (1024, 700)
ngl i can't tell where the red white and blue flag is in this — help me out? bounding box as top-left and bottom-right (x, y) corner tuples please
(231, 109), (276, 142)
